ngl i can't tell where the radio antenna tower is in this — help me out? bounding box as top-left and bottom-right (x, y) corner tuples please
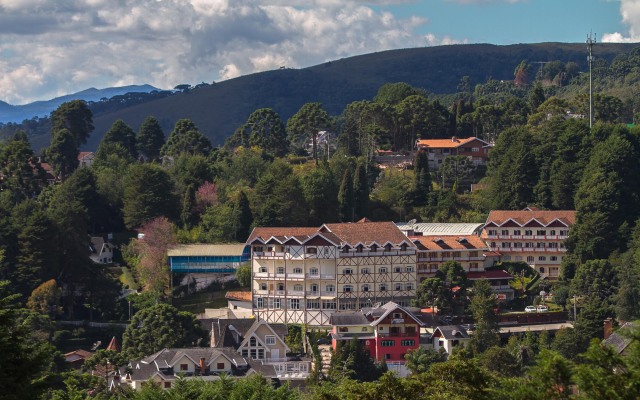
(586, 32), (596, 128)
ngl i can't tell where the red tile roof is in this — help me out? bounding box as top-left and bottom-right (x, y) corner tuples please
(485, 210), (576, 227)
(411, 235), (488, 251)
(322, 219), (414, 247)
(225, 291), (252, 302)
(416, 137), (487, 149)
(247, 227), (319, 243)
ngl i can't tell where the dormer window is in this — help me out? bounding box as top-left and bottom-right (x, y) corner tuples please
(370, 244), (378, 252)
(385, 244), (392, 252)
(341, 246), (350, 253)
(356, 245), (364, 253)
(400, 244), (408, 251)
(249, 337), (257, 346)
(307, 247), (317, 254)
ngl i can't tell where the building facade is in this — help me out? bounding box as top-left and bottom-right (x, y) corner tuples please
(415, 137), (490, 169)
(481, 209), (576, 279)
(247, 219), (417, 326)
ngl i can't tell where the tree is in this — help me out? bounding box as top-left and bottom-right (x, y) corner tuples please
(253, 160), (308, 227)
(506, 350), (574, 400)
(122, 303), (206, 358)
(352, 160), (369, 220)
(0, 132), (45, 202)
(0, 281), (59, 400)
(413, 149), (431, 206)
(47, 128), (78, 178)
(50, 100), (94, 146)
(300, 164), (339, 225)
(228, 108), (289, 157)
(529, 82), (546, 111)
(27, 279), (62, 317)
(98, 119), (137, 159)
(134, 217), (177, 295)
(477, 346), (520, 377)
(469, 279), (500, 354)
(136, 116), (166, 161)
(404, 346), (447, 374)
(236, 263), (251, 287)
(338, 168), (354, 222)
(514, 60), (531, 86)
(286, 102), (331, 163)
(123, 163), (178, 229)
(161, 119), (212, 157)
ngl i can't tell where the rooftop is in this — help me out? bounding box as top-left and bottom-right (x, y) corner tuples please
(416, 137), (487, 149)
(485, 210), (576, 227)
(397, 222), (484, 236)
(411, 234), (488, 251)
(167, 244), (249, 257)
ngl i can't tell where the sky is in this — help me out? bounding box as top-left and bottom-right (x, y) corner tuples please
(0, 0), (639, 105)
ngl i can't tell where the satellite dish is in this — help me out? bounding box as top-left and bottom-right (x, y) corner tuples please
(91, 340), (102, 351)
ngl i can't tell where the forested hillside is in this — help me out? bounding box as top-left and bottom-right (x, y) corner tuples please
(2, 43), (640, 399)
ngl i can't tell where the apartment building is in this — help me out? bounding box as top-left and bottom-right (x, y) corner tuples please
(481, 209), (576, 279)
(247, 219), (417, 326)
(415, 136), (490, 170)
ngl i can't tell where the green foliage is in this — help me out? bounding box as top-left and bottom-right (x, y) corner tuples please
(162, 119), (212, 157)
(412, 150), (430, 206)
(235, 263), (251, 288)
(338, 168), (354, 222)
(122, 303), (206, 358)
(50, 100), (94, 147)
(253, 160), (308, 226)
(123, 164), (177, 229)
(287, 102), (331, 160)
(469, 279), (500, 354)
(99, 119), (137, 160)
(137, 116), (166, 161)
(352, 160), (370, 220)
(227, 108), (289, 157)
(47, 128), (79, 178)
(404, 346), (447, 375)
(328, 336), (386, 382)
(0, 132), (45, 202)
(374, 82), (423, 106)
(27, 279), (62, 317)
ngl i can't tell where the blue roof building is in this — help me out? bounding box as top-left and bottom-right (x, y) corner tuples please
(168, 244), (250, 274)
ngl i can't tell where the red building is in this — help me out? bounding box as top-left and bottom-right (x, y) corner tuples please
(329, 301), (425, 366)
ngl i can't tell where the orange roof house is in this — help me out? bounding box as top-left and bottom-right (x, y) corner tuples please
(415, 136), (490, 169)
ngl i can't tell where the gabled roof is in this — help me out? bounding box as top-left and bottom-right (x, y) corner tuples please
(237, 319), (290, 353)
(367, 301), (425, 327)
(432, 325), (470, 340)
(107, 336), (121, 352)
(330, 312), (370, 326)
(416, 137), (488, 149)
(225, 291), (252, 302)
(397, 222), (484, 236)
(484, 210), (576, 227)
(201, 318), (288, 350)
(602, 322), (636, 354)
(412, 235), (489, 251)
(247, 227), (319, 244)
(322, 220), (415, 248)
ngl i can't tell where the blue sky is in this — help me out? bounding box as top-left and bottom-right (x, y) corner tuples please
(0, 0), (637, 105)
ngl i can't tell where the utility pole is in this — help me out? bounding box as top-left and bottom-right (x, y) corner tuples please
(587, 32), (596, 129)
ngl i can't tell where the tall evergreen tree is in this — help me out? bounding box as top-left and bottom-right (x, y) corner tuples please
(50, 100), (94, 147)
(413, 150), (431, 206)
(123, 164), (178, 229)
(352, 161), (369, 220)
(47, 128), (78, 179)
(234, 190), (253, 241)
(98, 119), (137, 159)
(338, 168), (354, 222)
(161, 119), (212, 157)
(136, 116), (166, 161)
(469, 279), (500, 354)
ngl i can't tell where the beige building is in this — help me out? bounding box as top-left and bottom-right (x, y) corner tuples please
(247, 219), (417, 326)
(481, 209), (576, 279)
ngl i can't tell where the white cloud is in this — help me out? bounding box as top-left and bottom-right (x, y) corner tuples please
(446, 0), (525, 4)
(0, 0), (463, 104)
(602, 0), (640, 43)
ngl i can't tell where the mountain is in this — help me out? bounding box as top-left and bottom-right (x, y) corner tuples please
(0, 84), (159, 124)
(84, 42), (636, 151)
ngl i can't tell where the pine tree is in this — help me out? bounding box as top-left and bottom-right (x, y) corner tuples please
(352, 161), (369, 220)
(338, 168), (354, 222)
(413, 150), (431, 206)
(136, 116), (165, 161)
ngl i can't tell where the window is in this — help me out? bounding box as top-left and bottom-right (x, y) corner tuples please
(470, 262), (478, 269)
(259, 266), (267, 273)
(525, 242), (533, 248)
(309, 268), (318, 276)
(538, 256), (546, 261)
(525, 230), (532, 236)
(249, 337), (257, 346)
(164, 382), (172, 388)
(385, 244), (392, 252)
(256, 297), (264, 308)
(339, 327), (348, 332)
(452, 252), (461, 258)
(488, 230), (497, 236)
(217, 362), (225, 370)
(307, 300), (320, 309)
(370, 244), (378, 252)
(549, 230), (556, 235)
(322, 300), (336, 309)
(490, 242), (496, 247)
(441, 252), (450, 258)
(255, 246), (263, 252)
(560, 230), (568, 236)
(395, 267), (402, 273)
(395, 284), (402, 291)
(265, 336), (276, 345)
(277, 283), (284, 291)
(393, 312), (402, 319)
(548, 242), (558, 248)
(356, 245), (363, 253)
(260, 283), (267, 291)
(361, 268), (369, 274)
(385, 354), (392, 360)
(550, 256), (558, 261)
(536, 242), (545, 248)
(503, 255), (511, 261)
(472, 147), (480, 152)
(401, 340), (415, 346)
(277, 267), (285, 274)
(406, 284), (413, 291)
(514, 242), (522, 248)
(381, 340), (395, 347)
(406, 266), (414, 272)
(326, 284), (335, 292)
(306, 247), (317, 254)
(536, 230), (546, 235)
(379, 267), (387, 273)
(343, 285), (353, 293)
(342, 246), (350, 253)
(343, 268), (353, 275)
(293, 267), (302, 274)
(515, 256), (522, 261)
(310, 283), (318, 293)
(513, 230), (521, 235)
(289, 299), (300, 309)
(273, 298), (282, 309)
(501, 230), (508, 236)
(180, 364), (188, 371)
(362, 284), (370, 292)
(539, 267), (545, 274)
(380, 284), (387, 291)
(527, 256), (534, 263)
(293, 284), (303, 292)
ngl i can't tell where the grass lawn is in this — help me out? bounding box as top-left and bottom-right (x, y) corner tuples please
(172, 290), (229, 315)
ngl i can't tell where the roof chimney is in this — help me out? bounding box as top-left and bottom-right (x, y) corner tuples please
(604, 318), (613, 340)
(452, 136), (457, 142)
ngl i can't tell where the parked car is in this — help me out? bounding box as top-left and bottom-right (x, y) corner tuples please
(537, 305), (549, 313)
(316, 336), (331, 345)
(525, 306), (537, 313)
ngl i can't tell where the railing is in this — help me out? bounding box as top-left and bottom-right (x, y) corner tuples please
(490, 247), (565, 253)
(377, 332), (417, 338)
(306, 291), (336, 296)
(340, 250), (415, 258)
(305, 273), (336, 279)
(485, 234), (568, 240)
(417, 256), (484, 262)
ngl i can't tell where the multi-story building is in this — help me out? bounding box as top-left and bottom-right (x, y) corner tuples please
(415, 136), (491, 170)
(411, 233), (511, 299)
(481, 209), (576, 279)
(247, 219), (417, 326)
(329, 301), (425, 376)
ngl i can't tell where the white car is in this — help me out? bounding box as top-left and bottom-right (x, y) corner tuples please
(537, 305), (549, 312)
(525, 306), (536, 313)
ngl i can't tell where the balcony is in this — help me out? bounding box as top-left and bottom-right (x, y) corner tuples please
(377, 332), (417, 338)
(485, 234), (568, 240)
(305, 273), (336, 280)
(306, 290), (336, 296)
